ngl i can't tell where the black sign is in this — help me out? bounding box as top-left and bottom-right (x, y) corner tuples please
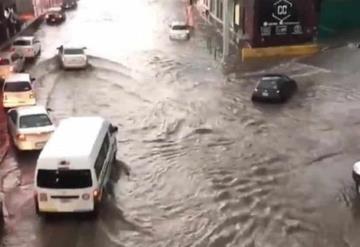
(258, 0), (303, 37)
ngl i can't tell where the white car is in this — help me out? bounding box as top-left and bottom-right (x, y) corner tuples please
(2, 73), (36, 108)
(57, 45), (88, 69)
(169, 21), (190, 40)
(7, 105), (55, 151)
(0, 51), (25, 80)
(12, 36), (41, 59)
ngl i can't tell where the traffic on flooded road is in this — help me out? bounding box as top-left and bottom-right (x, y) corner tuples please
(1, 0), (360, 247)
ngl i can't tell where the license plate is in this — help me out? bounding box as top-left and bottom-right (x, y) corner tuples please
(262, 92), (269, 97)
(51, 19), (55, 21)
(36, 142), (45, 148)
(60, 198), (71, 203)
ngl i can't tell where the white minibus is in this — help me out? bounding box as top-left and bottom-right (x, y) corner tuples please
(34, 116), (118, 216)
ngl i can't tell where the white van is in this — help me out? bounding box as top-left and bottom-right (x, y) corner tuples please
(34, 116), (118, 216)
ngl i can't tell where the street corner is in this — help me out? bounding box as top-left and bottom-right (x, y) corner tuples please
(241, 43), (321, 61)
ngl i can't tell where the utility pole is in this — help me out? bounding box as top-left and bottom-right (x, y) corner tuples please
(222, 0), (230, 64)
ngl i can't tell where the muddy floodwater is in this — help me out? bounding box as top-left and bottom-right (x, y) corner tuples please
(2, 0), (360, 246)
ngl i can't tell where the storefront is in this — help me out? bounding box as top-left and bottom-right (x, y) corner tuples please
(246, 0), (319, 47)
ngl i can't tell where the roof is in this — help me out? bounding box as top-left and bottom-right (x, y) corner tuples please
(15, 36), (34, 41)
(171, 21), (187, 26)
(15, 105), (47, 116)
(63, 46), (85, 50)
(5, 73), (30, 83)
(37, 116), (109, 169)
(48, 7), (62, 12)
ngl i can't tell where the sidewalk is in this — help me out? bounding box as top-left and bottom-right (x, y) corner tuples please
(0, 15), (44, 165)
(0, 15), (44, 51)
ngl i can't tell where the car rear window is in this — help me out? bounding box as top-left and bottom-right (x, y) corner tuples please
(4, 81), (31, 92)
(19, 114), (52, 128)
(172, 25), (187, 30)
(259, 79), (279, 89)
(37, 169), (92, 189)
(13, 40), (31, 46)
(0, 58), (10, 65)
(64, 49), (84, 55)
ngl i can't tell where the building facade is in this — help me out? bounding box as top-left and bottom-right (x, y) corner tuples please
(0, 0), (63, 44)
(198, 0), (321, 48)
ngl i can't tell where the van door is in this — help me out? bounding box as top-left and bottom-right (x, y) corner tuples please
(94, 134), (110, 189)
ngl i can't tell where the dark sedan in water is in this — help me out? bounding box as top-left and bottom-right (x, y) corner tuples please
(251, 74), (297, 103)
(61, 0), (78, 10)
(45, 7), (66, 25)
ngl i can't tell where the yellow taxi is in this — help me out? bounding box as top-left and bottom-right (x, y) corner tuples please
(2, 73), (36, 108)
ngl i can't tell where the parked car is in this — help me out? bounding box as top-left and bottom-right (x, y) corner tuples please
(61, 0), (77, 10)
(251, 74), (298, 103)
(34, 117), (118, 216)
(169, 21), (190, 40)
(7, 105), (55, 151)
(0, 51), (25, 80)
(57, 45), (88, 69)
(45, 7), (66, 24)
(12, 36), (41, 59)
(2, 73), (36, 108)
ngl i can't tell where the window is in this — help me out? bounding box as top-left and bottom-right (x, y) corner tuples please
(19, 114), (52, 128)
(13, 40), (31, 46)
(172, 25), (188, 30)
(9, 111), (17, 124)
(259, 79), (279, 90)
(37, 169), (92, 189)
(64, 48), (84, 55)
(4, 81), (31, 92)
(218, 0), (223, 19)
(94, 135), (110, 178)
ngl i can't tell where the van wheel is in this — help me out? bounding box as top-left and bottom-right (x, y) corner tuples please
(89, 203), (100, 218)
(113, 152), (117, 163)
(35, 200), (41, 216)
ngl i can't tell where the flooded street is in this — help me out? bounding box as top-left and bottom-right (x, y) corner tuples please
(2, 0), (360, 246)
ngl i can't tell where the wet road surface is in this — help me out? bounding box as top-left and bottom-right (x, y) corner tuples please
(2, 0), (360, 246)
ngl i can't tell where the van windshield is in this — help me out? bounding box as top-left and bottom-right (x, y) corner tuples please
(37, 169), (92, 189)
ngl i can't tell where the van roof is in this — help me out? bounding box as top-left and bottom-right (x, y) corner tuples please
(15, 36), (34, 41)
(5, 73), (30, 82)
(37, 116), (110, 170)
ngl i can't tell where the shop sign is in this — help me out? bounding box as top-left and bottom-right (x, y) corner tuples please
(259, 0), (303, 37)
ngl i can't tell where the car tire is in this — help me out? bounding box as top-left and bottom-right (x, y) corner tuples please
(186, 34), (190, 40)
(35, 199), (42, 216)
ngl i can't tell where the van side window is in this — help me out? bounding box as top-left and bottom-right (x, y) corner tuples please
(94, 134), (110, 178)
(9, 111), (17, 125)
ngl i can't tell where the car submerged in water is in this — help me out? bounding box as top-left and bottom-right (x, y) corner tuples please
(251, 74), (298, 103)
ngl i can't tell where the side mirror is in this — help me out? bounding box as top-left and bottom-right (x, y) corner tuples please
(46, 108), (53, 112)
(110, 125), (118, 133)
(83, 47), (87, 50)
(30, 77), (35, 81)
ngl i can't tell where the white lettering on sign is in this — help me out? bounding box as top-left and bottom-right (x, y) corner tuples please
(277, 5), (288, 15)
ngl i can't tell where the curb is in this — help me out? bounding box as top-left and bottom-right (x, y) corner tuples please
(241, 44), (320, 61)
(0, 15), (44, 51)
